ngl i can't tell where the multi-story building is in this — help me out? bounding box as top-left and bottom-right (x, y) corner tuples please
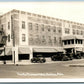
(0, 9), (84, 64)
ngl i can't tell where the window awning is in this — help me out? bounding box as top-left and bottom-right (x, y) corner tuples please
(5, 47), (12, 55)
(18, 47), (31, 54)
(62, 35), (84, 41)
(33, 48), (65, 53)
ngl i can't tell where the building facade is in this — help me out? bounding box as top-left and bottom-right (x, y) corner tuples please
(0, 9), (84, 64)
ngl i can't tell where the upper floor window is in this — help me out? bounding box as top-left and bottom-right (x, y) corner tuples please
(28, 23), (32, 30)
(65, 28), (70, 34)
(8, 22), (10, 29)
(1, 25), (3, 30)
(22, 34), (26, 42)
(53, 27), (56, 32)
(42, 35), (45, 43)
(22, 21), (25, 29)
(73, 29), (75, 35)
(35, 24), (39, 31)
(41, 25), (44, 31)
(48, 26), (50, 32)
(81, 31), (83, 35)
(77, 30), (79, 35)
(54, 37), (56, 44)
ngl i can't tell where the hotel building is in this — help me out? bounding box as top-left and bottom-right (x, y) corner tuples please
(0, 9), (84, 64)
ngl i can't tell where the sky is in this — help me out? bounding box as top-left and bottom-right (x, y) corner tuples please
(0, 2), (84, 23)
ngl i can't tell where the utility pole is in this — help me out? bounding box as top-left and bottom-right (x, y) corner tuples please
(11, 15), (15, 64)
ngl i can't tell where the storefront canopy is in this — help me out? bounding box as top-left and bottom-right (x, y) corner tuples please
(62, 35), (84, 41)
(5, 47), (12, 55)
(33, 48), (65, 53)
(76, 47), (83, 52)
(18, 47), (31, 54)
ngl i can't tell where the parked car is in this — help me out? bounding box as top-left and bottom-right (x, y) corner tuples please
(73, 53), (81, 59)
(31, 57), (46, 63)
(51, 53), (70, 61)
(66, 53), (73, 60)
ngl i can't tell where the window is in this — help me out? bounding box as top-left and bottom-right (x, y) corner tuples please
(22, 21), (25, 29)
(35, 24), (39, 31)
(72, 40), (74, 44)
(48, 26), (50, 32)
(8, 34), (10, 42)
(73, 29), (75, 35)
(8, 22), (10, 29)
(53, 27), (56, 32)
(41, 25), (44, 31)
(42, 35), (45, 43)
(68, 40), (70, 44)
(77, 30), (79, 35)
(81, 40), (83, 44)
(64, 41), (67, 45)
(54, 37), (56, 44)
(81, 31), (83, 35)
(65, 28), (70, 34)
(22, 34), (26, 42)
(76, 39), (77, 44)
(28, 23), (32, 30)
(48, 36), (52, 44)
(1, 25), (3, 30)
(57, 28), (61, 33)
(59, 37), (61, 44)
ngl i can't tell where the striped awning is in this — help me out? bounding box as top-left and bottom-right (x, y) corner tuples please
(18, 47), (31, 54)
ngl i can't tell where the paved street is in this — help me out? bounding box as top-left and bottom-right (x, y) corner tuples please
(0, 59), (84, 78)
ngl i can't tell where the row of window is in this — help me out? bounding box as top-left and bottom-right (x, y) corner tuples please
(28, 22), (62, 33)
(63, 39), (83, 45)
(7, 34), (26, 42)
(28, 16), (62, 26)
(73, 29), (84, 35)
(29, 35), (62, 46)
(65, 28), (84, 35)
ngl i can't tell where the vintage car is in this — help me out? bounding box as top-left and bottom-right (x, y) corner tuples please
(51, 53), (70, 61)
(73, 53), (81, 59)
(31, 57), (46, 63)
